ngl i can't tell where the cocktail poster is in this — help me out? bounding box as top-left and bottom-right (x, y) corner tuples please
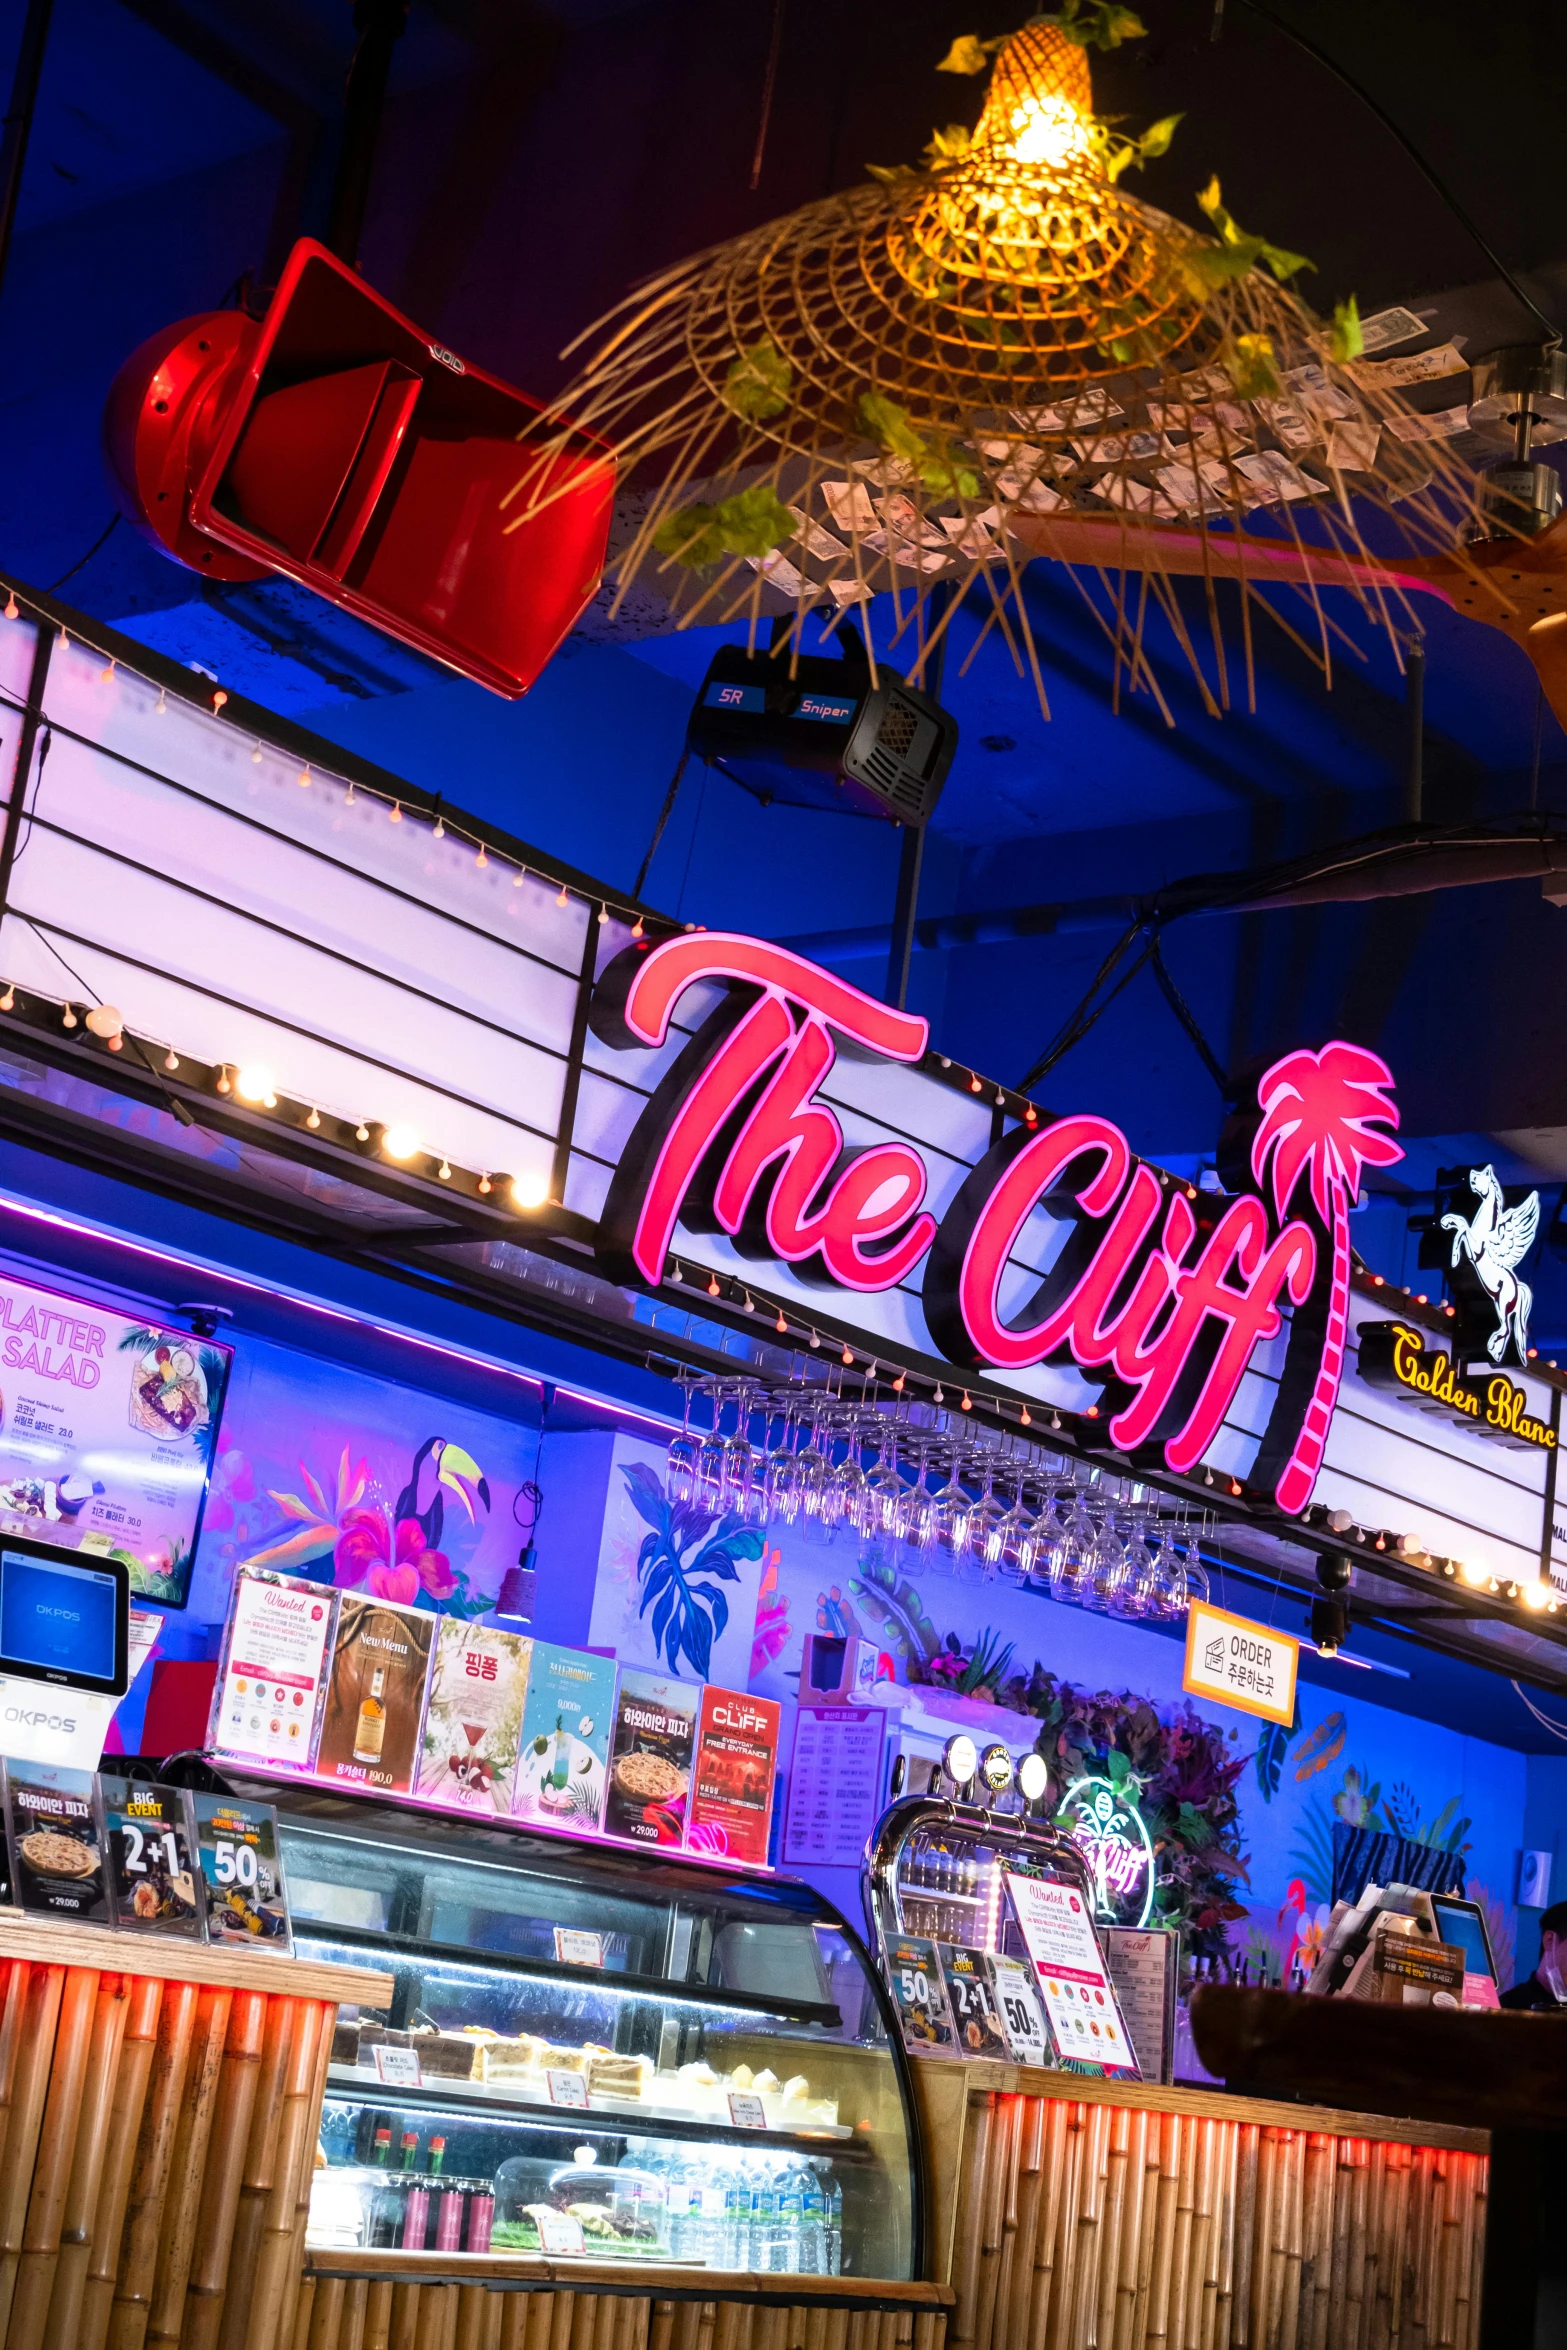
(604, 1670), (697, 1847)
(210, 1569), (337, 1771)
(512, 1644), (615, 1830)
(0, 1273), (230, 1608)
(316, 1593), (435, 1796)
(687, 1687), (781, 1866)
(414, 1621), (531, 1816)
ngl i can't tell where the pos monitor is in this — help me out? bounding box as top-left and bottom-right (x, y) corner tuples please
(0, 1535), (130, 1697)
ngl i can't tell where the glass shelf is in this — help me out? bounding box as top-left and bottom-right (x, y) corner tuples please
(224, 1777), (918, 2281)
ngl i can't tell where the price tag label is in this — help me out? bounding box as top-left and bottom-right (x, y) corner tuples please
(882, 1931), (955, 2054)
(372, 2044), (424, 2088)
(553, 1928), (604, 1968)
(991, 1957), (1050, 2069)
(536, 2209), (586, 2255)
(547, 2067), (589, 2108)
(938, 1944), (1010, 2059)
(727, 2092), (768, 2130)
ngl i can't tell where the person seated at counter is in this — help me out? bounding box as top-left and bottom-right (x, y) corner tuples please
(1501, 1902), (1567, 2009)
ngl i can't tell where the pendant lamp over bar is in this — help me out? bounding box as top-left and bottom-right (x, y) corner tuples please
(507, 14), (1491, 719)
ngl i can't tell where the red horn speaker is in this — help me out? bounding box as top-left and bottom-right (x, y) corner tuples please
(103, 239), (614, 698)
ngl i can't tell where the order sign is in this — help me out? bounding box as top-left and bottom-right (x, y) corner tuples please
(1182, 1598), (1298, 1727)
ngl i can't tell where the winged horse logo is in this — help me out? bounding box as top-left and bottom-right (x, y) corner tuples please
(1441, 1166), (1540, 1364)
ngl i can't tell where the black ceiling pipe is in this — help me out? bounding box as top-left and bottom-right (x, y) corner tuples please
(0, 0), (54, 325)
(326, 0), (410, 267)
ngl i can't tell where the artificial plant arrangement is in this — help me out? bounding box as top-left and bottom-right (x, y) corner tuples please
(1022, 1666), (1251, 1957)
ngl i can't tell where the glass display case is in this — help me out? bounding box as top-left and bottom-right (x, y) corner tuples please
(236, 1781), (919, 2280)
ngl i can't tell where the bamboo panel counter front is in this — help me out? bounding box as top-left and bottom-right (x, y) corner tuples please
(294, 2251), (955, 2350)
(0, 1908), (390, 2350)
(912, 2059), (1490, 2350)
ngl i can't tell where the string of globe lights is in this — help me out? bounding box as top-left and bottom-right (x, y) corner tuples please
(3, 589), (1566, 1622)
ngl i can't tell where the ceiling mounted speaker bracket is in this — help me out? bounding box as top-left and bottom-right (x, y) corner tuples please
(102, 310), (271, 582)
(102, 240), (615, 697)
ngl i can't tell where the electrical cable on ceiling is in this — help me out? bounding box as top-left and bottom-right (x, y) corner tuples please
(1512, 1679), (1567, 1740)
(749, 0), (788, 192)
(47, 513), (119, 594)
(1226, 0), (1561, 347)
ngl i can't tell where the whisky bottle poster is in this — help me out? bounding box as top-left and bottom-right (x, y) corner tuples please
(101, 1776), (201, 1937)
(315, 1593), (436, 1795)
(413, 1621), (532, 1816)
(604, 1670), (697, 1846)
(192, 1793), (290, 1949)
(511, 1645), (616, 1830)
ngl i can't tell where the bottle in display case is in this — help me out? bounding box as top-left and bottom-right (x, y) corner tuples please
(232, 1774), (918, 2280)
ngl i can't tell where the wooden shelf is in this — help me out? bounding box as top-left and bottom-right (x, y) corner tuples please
(910, 2052), (1489, 2154)
(0, 1905), (392, 2006)
(302, 2250), (953, 2307)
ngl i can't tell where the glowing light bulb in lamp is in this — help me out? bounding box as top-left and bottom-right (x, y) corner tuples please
(1003, 90), (1093, 167)
(381, 1124), (421, 1161)
(234, 1062), (277, 1106)
(1525, 1580), (1551, 1611)
(512, 1170), (550, 1210)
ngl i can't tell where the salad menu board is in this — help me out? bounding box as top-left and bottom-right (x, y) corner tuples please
(0, 1271), (230, 1609)
(209, 1569), (783, 1868)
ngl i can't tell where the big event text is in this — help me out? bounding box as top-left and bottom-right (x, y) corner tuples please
(588, 932), (1382, 1507)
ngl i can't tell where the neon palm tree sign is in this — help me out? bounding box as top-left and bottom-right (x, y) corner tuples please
(591, 934), (1404, 1516)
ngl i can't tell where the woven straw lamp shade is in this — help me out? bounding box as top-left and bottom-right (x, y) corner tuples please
(508, 21), (1487, 718)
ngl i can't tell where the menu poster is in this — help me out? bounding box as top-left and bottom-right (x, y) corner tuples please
(414, 1621), (531, 1816)
(4, 1760), (111, 1923)
(687, 1687), (782, 1867)
(990, 1956), (1051, 2069)
(316, 1594), (435, 1796)
(1102, 1927), (1178, 2084)
(101, 1777), (201, 1937)
(211, 1570), (337, 1770)
(0, 1271), (231, 1610)
(193, 1792), (290, 1949)
(882, 1932), (955, 2054)
(1004, 1871), (1139, 2078)
(937, 1944), (1010, 2058)
(604, 1670), (697, 1847)
(512, 1645), (617, 1830)
(782, 1707), (886, 1870)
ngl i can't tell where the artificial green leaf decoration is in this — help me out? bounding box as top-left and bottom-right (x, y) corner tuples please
(652, 486), (798, 569)
(857, 391), (980, 498)
(1221, 331), (1283, 401)
(936, 31), (996, 74)
(723, 339), (792, 422)
(1328, 295), (1364, 365)
(1135, 112), (1181, 163)
(1190, 176), (1312, 287)
(1045, 0), (1147, 50)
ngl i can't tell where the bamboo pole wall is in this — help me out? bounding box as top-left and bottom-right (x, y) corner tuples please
(291, 2262), (955, 2350)
(0, 1936), (364, 2350)
(925, 2072), (1488, 2350)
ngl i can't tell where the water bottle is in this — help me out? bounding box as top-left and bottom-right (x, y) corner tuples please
(777, 2168), (804, 2274)
(798, 2167), (827, 2276)
(697, 2168), (726, 2266)
(747, 2164), (776, 2271)
(827, 2179), (843, 2276)
(723, 2165), (751, 2271)
(662, 2156), (692, 2260)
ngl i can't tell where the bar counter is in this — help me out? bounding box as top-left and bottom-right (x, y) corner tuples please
(293, 2254), (955, 2350)
(910, 2057), (1489, 2350)
(0, 1908), (389, 2350)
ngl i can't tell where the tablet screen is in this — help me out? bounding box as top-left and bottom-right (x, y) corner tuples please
(0, 1548), (123, 1688)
